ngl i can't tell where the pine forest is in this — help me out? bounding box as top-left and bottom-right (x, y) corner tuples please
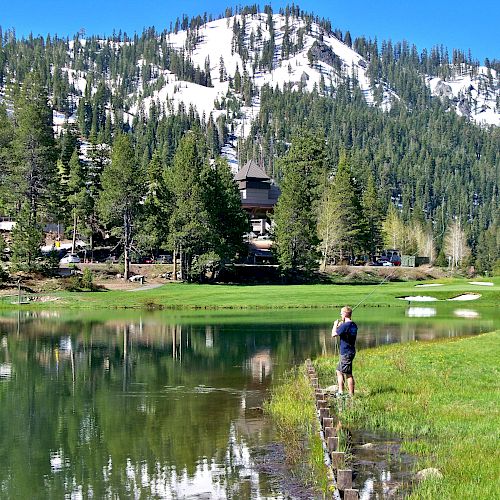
(0, 3), (499, 280)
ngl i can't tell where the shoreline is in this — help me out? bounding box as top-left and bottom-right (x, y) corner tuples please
(313, 331), (500, 498)
(0, 278), (498, 311)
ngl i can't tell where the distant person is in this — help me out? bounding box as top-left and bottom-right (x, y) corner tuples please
(331, 306), (357, 396)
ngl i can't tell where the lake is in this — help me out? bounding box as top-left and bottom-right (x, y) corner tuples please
(0, 306), (497, 498)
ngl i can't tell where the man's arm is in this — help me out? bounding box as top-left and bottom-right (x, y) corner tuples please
(331, 319), (343, 336)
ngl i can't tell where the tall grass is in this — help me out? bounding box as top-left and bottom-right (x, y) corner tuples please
(315, 332), (500, 498)
(265, 366), (329, 494)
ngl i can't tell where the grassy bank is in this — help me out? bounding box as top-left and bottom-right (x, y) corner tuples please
(264, 366), (329, 495)
(0, 277), (499, 310)
(315, 332), (500, 498)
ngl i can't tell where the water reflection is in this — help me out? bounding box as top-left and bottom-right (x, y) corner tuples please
(406, 307), (436, 318)
(0, 308), (497, 498)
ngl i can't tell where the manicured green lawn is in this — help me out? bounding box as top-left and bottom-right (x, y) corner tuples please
(1, 277), (499, 310)
(315, 331), (500, 498)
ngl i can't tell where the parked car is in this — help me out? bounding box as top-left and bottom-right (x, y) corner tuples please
(60, 254), (80, 264)
(156, 254), (172, 264)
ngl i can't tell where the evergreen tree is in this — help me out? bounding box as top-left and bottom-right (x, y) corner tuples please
(200, 157), (248, 279)
(234, 64), (241, 93)
(98, 134), (144, 279)
(10, 202), (44, 272)
(361, 172), (384, 257)
(219, 56), (226, 82)
(319, 152), (364, 263)
(273, 131), (326, 276)
(135, 151), (171, 259)
(0, 103), (14, 212)
(475, 223), (500, 275)
(11, 72), (58, 221)
(168, 131), (211, 281)
(8, 72), (57, 272)
(67, 150), (91, 254)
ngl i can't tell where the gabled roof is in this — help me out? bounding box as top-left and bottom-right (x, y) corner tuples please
(234, 160), (270, 181)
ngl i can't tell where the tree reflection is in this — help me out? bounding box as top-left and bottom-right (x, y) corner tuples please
(0, 309), (494, 497)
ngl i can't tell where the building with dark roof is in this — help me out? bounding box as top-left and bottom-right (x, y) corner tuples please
(235, 160), (280, 220)
(235, 160), (280, 262)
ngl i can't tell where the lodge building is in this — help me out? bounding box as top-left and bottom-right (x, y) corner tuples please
(235, 160), (280, 264)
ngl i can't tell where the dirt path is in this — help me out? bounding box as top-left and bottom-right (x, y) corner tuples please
(125, 283), (164, 292)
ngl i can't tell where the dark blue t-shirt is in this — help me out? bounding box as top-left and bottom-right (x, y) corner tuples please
(337, 321), (357, 356)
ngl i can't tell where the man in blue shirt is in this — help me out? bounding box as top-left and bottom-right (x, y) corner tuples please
(332, 305), (357, 396)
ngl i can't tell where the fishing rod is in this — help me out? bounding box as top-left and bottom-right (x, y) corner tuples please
(351, 266), (399, 311)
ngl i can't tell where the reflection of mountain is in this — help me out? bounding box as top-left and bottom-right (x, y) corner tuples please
(0, 315), (320, 498)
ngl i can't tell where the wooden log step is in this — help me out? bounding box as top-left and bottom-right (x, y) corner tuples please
(319, 407), (329, 420)
(331, 451), (345, 469)
(327, 436), (338, 453)
(337, 469), (353, 490)
(344, 489), (359, 500)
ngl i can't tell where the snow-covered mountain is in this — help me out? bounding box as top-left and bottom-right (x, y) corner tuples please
(123, 14), (390, 138)
(51, 12), (499, 148)
(132, 14), (499, 126)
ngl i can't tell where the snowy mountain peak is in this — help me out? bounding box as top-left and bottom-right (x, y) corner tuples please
(46, 11), (500, 144)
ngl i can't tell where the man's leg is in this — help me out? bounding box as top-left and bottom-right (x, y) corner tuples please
(336, 370), (344, 393)
(346, 374), (355, 396)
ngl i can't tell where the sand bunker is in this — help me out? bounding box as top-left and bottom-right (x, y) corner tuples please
(399, 296), (438, 302)
(415, 283), (444, 287)
(406, 307), (437, 317)
(468, 281), (494, 286)
(447, 293), (481, 301)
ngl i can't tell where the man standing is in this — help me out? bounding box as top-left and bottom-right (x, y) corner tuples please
(332, 306), (357, 396)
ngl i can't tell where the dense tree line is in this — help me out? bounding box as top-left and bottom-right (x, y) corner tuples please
(0, 72), (247, 281)
(242, 82), (499, 275)
(0, 4), (498, 277)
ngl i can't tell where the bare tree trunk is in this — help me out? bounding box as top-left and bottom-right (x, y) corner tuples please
(322, 227), (330, 272)
(123, 211), (130, 280)
(179, 245), (183, 280)
(71, 213), (78, 254)
(173, 244), (177, 281)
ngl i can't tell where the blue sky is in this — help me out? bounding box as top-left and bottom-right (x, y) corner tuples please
(1, 1), (498, 62)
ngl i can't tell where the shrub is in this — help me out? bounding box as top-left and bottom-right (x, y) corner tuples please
(62, 269), (101, 292)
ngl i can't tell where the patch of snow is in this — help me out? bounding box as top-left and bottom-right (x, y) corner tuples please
(428, 66), (500, 127)
(0, 363), (12, 379)
(221, 142), (239, 173)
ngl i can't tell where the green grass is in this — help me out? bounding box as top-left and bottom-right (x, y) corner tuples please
(264, 366), (330, 495)
(1, 277), (499, 310)
(315, 332), (500, 498)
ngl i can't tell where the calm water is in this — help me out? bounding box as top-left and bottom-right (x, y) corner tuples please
(0, 307), (497, 499)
